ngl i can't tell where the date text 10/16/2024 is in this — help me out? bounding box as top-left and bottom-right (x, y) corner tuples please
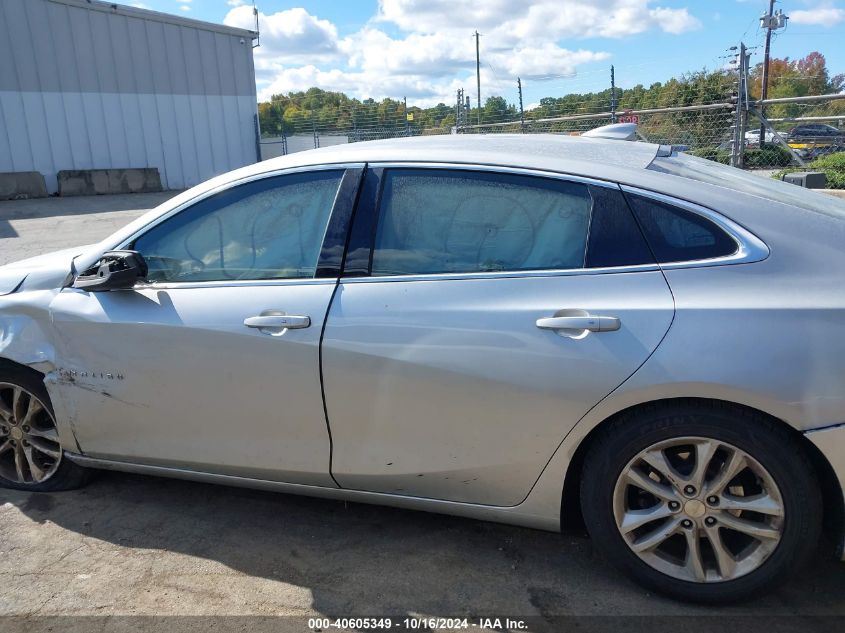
(308, 617), (528, 631)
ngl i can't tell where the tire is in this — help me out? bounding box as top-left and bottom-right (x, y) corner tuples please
(580, 399), (821, 603)
(0, 361), (91, 492)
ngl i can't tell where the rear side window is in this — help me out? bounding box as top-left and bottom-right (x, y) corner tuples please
(371, 169), (593, 276)
(585, 185), (655, 268)
(625, 193), (738, 263)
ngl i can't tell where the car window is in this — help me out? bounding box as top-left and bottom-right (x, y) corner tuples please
(625, 193), (738, 263)
(585, 186), (655, 268)
(370, 169), (592, 276)
(134, 171), (343, 282)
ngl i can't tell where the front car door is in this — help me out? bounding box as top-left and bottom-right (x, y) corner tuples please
(47, 166), (361, 486)
(321, 166), (676, 505)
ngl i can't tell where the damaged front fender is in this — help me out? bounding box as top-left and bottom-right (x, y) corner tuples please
(0, 290), (60, 372)
(0, 287), (81, 452)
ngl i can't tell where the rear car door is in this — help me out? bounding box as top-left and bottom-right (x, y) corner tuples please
(47, 167), (361, 486)
(321, 166), (676, 506)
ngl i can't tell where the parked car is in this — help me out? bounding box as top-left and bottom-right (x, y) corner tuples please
(788, 123), (843, 140)
(788, 123), (845, 158)
(1, 135), (844, 604)
(743, 128), (777, 147)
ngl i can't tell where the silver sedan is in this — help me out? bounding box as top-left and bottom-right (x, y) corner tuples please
(1, 135), (844, 603)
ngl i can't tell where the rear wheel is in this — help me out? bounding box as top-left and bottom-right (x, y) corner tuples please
(0, 364), (90, 491)
(580, 401), (821, 603)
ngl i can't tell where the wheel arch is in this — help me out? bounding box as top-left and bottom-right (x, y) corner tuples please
(0, 356), (48, 383)
(560, 396), (844, 552)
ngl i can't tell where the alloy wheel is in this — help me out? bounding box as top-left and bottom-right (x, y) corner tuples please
(613, 436), (784, 583)
(0, 382), (62, 484)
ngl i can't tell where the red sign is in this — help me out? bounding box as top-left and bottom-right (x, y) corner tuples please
(618, 114), (640, 124)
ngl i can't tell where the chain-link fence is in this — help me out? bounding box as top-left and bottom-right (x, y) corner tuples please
(259, 93), (845, 171)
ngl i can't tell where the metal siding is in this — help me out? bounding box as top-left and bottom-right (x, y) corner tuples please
(90, 10), (131, 167)
(0, 0), (258, 193)
(218, 35), (243, 175)
(49, 2), (94, 170)
(185, 27), (214, 184)
(210, 34), (235, 174)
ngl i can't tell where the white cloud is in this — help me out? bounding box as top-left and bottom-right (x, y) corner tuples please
(227, 0), (246, 6)
(790, 5), (845, 26)
(377, 0), (701, 38)
(233, 1), (700, 104)
(179, 4), (190, 11)
(225, 6), (338, 63)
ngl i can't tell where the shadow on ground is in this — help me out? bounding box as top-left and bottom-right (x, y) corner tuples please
(2, 470), (844, 623)
(0, 191), (180, 221)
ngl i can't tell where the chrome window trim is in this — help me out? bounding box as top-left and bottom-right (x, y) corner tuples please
(341, 264), (661, 285)
(131, 278), (339, 291)
(620, 185), (770, 269)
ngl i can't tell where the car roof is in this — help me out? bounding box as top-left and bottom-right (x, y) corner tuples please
(252, 134), (662, 178)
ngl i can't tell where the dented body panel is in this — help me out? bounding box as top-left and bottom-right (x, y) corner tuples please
(0, 135), (844, 541)
(47, 281), (338, 487)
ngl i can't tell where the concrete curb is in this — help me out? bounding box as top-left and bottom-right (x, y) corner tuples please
(58, 168), (163, 197)
(820, 189), (845, 199)
(0, 172), (48, 200)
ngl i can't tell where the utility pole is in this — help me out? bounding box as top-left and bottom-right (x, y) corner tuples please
(517, 77), (525, 133)
(474, 31), (482, 126)
(610, 65), (618, 123)
(758, 1), (788, 146)
(731, 42), (750, 168)
(455, 88), (465, 132)
(455, 89), (461, 131)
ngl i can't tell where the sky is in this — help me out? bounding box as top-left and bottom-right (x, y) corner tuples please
(129, 1), (845, 108)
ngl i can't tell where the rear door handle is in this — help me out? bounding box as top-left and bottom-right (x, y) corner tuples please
(244, 315), (311, 330)
(536, 315), (621, 333)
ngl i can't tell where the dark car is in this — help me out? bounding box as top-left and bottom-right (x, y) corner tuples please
(788, 123), (842, 138)
(787, 123), (844, 158)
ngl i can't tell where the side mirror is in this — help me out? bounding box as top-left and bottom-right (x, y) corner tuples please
(73, 250), (148, 292)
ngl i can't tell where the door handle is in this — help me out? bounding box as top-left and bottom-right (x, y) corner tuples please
(536, 315), (621, 333)
(244, 315), (311, 330)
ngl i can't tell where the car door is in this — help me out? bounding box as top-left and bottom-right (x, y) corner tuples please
(321, 166), (676, 506)
(47, 166), (361, 486)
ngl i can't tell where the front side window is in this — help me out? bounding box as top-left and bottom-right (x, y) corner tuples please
(134, 171), (343, 282)
(371, 170), (593, 276)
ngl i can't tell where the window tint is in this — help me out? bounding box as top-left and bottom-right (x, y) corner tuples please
(585, 185), (655, 268)
(625, 193), (738, 263)
(371, 170), (592, 276)
(134, 171), (343, 282)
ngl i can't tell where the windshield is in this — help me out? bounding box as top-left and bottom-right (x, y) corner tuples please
(649, 152), (845, 220)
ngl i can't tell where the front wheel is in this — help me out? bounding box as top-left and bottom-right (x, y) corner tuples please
(580, 400), (822, 603)
(0, 363), (91, 492)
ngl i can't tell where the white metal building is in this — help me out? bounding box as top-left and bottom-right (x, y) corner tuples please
(0, 0), (259, 193)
